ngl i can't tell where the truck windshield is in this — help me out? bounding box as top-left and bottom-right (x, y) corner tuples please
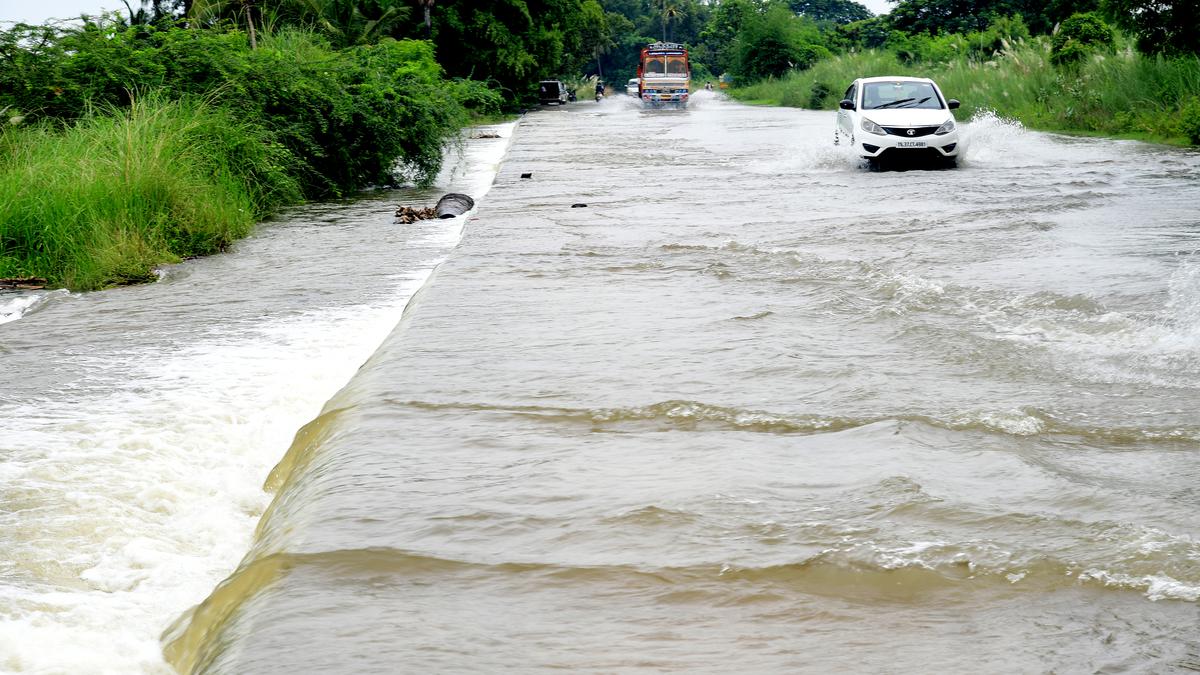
(644, 56), (665, 75)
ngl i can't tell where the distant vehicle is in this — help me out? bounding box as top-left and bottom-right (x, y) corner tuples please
(539, 80), (570, 105)
(638, 42), (690, 108)
(626, 78), (639, 96)
(835, 76), (960, 167)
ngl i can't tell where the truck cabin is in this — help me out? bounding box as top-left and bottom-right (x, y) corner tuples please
(640, 54), (689, 78)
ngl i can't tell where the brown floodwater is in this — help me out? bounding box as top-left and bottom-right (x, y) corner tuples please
(4, 93), (1200, 673)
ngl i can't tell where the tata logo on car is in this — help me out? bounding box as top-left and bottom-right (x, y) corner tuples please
(906, 128), (915, 136)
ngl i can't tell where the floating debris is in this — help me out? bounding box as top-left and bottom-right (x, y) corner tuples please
(395, 205), (436, 224)
(396, 193), (476, 223)
(0, 277), (48, 290)
(435, 193), (475, 219)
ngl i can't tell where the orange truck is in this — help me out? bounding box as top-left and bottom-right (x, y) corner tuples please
(637, 42), (690, 108)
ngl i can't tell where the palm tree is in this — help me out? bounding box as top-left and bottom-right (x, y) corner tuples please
(190, 0), (261, 47)
(190, 0), (408, 49)
(292, 0), (409, 47)
(119, 0), (151, 25)
(659, 1), (682, 42)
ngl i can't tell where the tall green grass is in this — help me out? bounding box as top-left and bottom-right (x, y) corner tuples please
(731, 38), (1200, 144)
(0, 95), (300, 290)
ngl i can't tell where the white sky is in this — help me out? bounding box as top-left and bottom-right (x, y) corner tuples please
(860, 0), (891, 15)
(1, 0), (895, 29)
(0, 0), (125, 25)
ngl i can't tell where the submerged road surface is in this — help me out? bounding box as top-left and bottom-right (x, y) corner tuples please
(171, 95), (1200, 672)
(6, 94), (1200, 673)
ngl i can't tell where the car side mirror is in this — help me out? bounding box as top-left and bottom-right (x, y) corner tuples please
(947, 99), (960, 110)
(838, 99), (855, 110)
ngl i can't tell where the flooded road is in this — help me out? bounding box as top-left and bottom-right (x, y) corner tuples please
(6, 93), (1200, 672)
(0, 127), (512, 673)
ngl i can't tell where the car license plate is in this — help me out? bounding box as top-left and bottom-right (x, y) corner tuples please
(897, 141), (926, 148)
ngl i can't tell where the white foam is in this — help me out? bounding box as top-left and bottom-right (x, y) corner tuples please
(957, 109), (1028, 167)
(1079, 569), (1200, 602)
(962, 409), (1046, 436)
(0, 290), (66, 326)
(0, 276), (436, 674)
(0, 123), (517, 674)
(1164, 256), (1200, 347)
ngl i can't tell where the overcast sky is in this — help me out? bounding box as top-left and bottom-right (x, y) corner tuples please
(1, 0), (125, 25)
(1, 0), (895, 29)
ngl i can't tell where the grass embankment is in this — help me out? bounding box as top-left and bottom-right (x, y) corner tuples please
(730, 40), (1200, 146)
(0, 97), (298, 289)
(0, 24), (499, 290)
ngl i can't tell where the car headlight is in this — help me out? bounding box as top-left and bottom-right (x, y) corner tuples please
(935, 119), (956, 135)
(860, 118), (885, 135)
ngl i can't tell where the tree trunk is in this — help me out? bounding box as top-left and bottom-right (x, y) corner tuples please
(424, 6), (431, 36)
(246, 2), (257, 49)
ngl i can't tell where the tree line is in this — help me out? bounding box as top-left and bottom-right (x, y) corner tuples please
(583, 0), (1195, 85)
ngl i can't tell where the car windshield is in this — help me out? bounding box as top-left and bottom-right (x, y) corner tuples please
(861, 81), (943, 110)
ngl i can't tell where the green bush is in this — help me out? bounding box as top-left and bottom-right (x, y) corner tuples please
(1051, 13), (1114, 66)
(0, 95), (300, 289)
(973, 15), (1030, 58)
(883, 16), (1029, 65)
(448, 79), (504, 118)
(1181, 96), (1200, 144)
(808, 81), (832, 108)
(0, 21), (475, 196)
(731, 38), (1200, 146)
(733, 5), (826, 81)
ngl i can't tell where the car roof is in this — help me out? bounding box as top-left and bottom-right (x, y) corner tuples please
(856, 76), (936, 84)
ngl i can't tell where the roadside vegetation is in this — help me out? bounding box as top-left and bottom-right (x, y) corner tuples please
(735, 36), (1200, 144)
(0, 2), (615, 290)
(0, 95), (298, 288)
(716, 0), (1200, 146)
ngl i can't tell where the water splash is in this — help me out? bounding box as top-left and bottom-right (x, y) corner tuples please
(1165, 256), (1200, 345)
(0, 290), (66, 326)
(958, 109), (1027, 167)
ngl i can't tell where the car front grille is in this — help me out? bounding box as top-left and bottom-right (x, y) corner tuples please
(883, 126), (939, 137)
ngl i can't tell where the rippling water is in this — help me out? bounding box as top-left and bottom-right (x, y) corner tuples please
(0, 126), (513, 673)
(6, 94), (1200, 673)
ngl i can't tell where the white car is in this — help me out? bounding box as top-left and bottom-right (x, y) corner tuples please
(835, 76), (960, 166)
(626, 78), (639, 96)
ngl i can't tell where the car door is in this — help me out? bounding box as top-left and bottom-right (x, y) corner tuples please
(838, 82), (857, 136)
